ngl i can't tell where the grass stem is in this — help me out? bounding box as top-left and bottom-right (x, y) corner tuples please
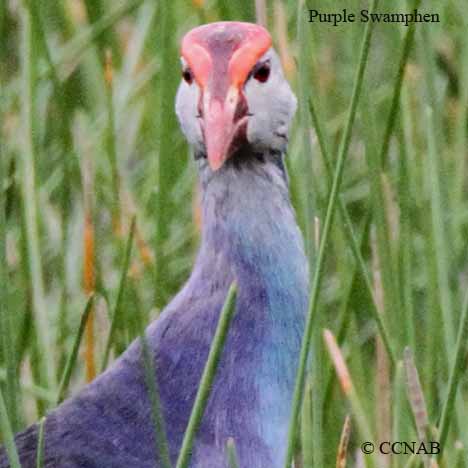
(101, 218), (136, 371)
(176, 284), (238, 468)
(56, 294), (95, 404)
(0, 387), (20, 468)
(284, 3), (380, 465)
(35, 417), (46, 468)
(436, 291), (468, 457)
(20, 0), (56, 396)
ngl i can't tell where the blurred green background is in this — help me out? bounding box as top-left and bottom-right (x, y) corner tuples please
(1, 0), (468, 466)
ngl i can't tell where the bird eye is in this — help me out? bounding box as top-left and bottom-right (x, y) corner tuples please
(182, 68), (193, 85)
(253, 61), (270, 83)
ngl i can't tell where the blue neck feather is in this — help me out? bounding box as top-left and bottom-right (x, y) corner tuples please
(190, 153), (309, 465)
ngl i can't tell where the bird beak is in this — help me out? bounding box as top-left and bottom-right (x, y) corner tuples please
(202, 86), (245, 171)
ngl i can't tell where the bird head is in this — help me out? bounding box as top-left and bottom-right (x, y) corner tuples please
(176, 22), (297, 171)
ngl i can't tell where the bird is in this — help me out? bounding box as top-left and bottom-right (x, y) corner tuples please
(0, 21), (309, 468)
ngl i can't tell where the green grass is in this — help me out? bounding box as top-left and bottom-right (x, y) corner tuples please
(176, 284), (237, 468)
(1, 0), (468, 467)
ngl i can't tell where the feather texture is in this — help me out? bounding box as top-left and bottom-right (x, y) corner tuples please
(0, 151), (308, 468)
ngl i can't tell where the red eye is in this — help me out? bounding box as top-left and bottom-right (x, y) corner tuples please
(253, 62), (270, 83)
(182, 69), (193, 85)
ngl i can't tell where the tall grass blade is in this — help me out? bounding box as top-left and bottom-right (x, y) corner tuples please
(104, 50), (121, 232)
(404, 347), (430, 468)
(336, 415), (351, 468)
(0, 387), (20, 468)
(56, 294), (95, 405)
(226, 438), (240, 468)
(110, 216), (172, 468)
(437, 291), (468, 458)
(101, 218), (136, 371)
(137, 317), (172, 468)
(308, 95), (395, 365)
(0, 108), (18, 429)
(424, 105), (456, 357)
(300, 377), (313, 468)
(35, 417), (46, 468)
(454, 441), (466, 468)
(27, 0), (74, 378)
(83, 177), (96, 383)
(371, 229), (391, 460)
(379, 0), (422, 169)
(20, 0), (56, 395)
(392, 361), (410, 448)
(296, 0), (315, 265)
(153, 0), (180, 309)
(363, 85), (402, 343)
(284, 2), (381, 465)
(322, 329), (375, 466)
(255, 0), (267, 26)
(404, 347), (429, 444)
(176, 284), (238, 468)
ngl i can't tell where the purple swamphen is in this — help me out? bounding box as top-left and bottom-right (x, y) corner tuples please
(0, 21), (309, 468)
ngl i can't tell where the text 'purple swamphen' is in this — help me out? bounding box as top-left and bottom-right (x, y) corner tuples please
(0, 21), (309, 468)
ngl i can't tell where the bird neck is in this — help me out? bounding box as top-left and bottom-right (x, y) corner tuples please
(196, 152), (307, 288)
(194, 153), (309, 462)
(195, 150), (309, 365)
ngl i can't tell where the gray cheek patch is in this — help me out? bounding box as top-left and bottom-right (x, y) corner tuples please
(175, 82), (205, 153)
(242, 49), (297, 154)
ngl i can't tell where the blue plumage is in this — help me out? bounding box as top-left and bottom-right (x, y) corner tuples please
(0, 22), (309, 468)
(0, 153), (308, 468)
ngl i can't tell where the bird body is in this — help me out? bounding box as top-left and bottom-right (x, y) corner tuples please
(1, 22), (308, 468)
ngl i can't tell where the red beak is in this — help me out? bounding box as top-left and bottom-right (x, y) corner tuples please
(202, 87), (245, 171)
(203, 88), (237, 171)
